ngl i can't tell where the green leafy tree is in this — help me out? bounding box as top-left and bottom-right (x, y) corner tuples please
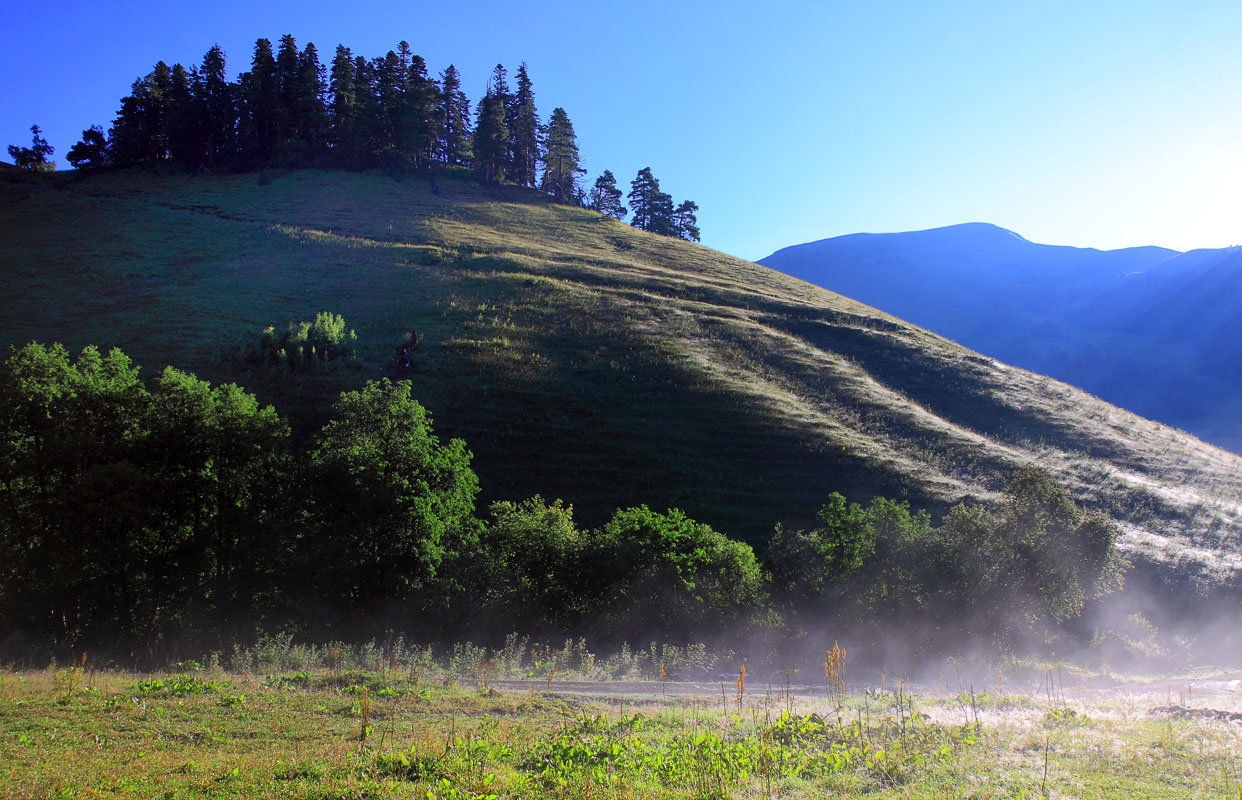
(587, 506), (767, 638)
(540, 107), (584, 203)
(768, 492), (873, 607)
(307, 379), (479, 623)
(480, 496), (586, 631)
(588, 170), (627, 219)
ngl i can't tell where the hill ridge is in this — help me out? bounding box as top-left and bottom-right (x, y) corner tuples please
(4, 168), (1242, 590)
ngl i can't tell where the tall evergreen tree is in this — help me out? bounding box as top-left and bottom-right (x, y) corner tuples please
(275, 34), (301, 153)
(436, 65), (471, 165)
(238, 38), (279, 165)
(296, 43), (327, 153)
(328, 45), (357, 162)
(403, 52), (439, 168)
(628, 167), (674, 235)
(351, 55), (380, 166)
(199, 45), (234, 167)
(672, 200), (700, 242)
(508, 63), (539, 187)
(540, 107), (583, 204)
(588, 170), (627, 220)
(471, 71), (509, 183)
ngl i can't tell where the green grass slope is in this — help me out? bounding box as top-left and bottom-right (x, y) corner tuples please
(3, 168), (1241, 588)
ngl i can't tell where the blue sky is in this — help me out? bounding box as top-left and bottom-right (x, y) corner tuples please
(3, 0), (1240, 259)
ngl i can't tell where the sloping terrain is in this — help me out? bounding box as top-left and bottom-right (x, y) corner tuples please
(3, 169), (1242, 588)
(759, 224), (1242, 452)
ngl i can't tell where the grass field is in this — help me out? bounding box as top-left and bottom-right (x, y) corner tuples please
(3, 166), (1242, 585)
(4, 653), (1240, 799)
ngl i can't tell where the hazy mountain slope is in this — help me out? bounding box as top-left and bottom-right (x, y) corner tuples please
(3, 170), (1242, 588)
(760, 224), (1242, 452)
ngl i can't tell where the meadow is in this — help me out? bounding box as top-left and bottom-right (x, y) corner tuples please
(3, 639), (1240, 799)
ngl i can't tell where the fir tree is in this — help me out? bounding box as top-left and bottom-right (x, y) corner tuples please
(588, 170), (627, 220)
(165, 63), (200, 166)
(540, 107), (583, 204)
(328, 45), (357, 162)
(471, 72), (509, 183)
(403, 52), (439, 169)
(436, 65), (471, 165)
(673, 200), (700, 242)
(296, 43), (327, 152)
(238, 38), (279, 164)
(199, 45), (234, 167)
(508, 63), (539, 187)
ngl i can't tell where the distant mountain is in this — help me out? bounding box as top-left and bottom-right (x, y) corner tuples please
(760, 224), (1242, 452)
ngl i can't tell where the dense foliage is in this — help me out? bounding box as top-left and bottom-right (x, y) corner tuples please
(0, 343), (1128, 656)
(24, 34), (700, 238)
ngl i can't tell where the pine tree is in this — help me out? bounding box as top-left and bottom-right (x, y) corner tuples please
(351, 55), (380, 166)
(628, 167), (674, 235)
(673, 200), (700, 242)
(238, 38), (279, 165)
(296, 43), (327, 153)
(471, 71), (509, 183)
(588, 170), (627, 220)
(166, 63), (199, 166)
(275, 34), (301, 154)
(403, 53), (439, 169)
(540, 107), (583, 203)
(508, 63), (539, 187)
(436, 65), (471, 165)
(328, 45), (357, 162)
(8, 125), (55, 171)
(199, 45), (234, 167)
(66, 126), (109, 169)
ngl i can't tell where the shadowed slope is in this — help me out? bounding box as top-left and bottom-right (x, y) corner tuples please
(3, 169), (1241, 588)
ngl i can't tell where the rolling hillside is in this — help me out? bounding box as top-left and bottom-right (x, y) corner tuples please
(3, 169), (1242, 591)
(759, 224), (1242, 452)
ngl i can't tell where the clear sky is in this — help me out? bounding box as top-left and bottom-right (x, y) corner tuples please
(3, 0), (1240, 259)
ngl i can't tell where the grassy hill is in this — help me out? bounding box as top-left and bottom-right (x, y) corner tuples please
(3, 168), (1242, 590)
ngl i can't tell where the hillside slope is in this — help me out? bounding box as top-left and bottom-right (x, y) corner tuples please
(3, 170), (1242, 589)
(759, 225), (1242, 452)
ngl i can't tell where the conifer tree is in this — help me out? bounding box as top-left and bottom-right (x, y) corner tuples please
(508, 63), (539, 187)
(199, 45), (234, 166)
(436, 65), (471, 165)
(471, 72), (509, 183)
(66, 126), (109, 169)
(275, 34), (301, 152)
(588, 170), (627, 220)
(296, 43), (327, 152)
(403, 52), (439, 168)
(540, 107), (583, 203)
(238, 38), (279, 164)
(628, 167), (674, 235)
(7, 125), (55, 171)
(165, 63), (200, 166)
(351, 55), (380, 166)
(328, 45), (357, 162)
(673, 200), (700, 242)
